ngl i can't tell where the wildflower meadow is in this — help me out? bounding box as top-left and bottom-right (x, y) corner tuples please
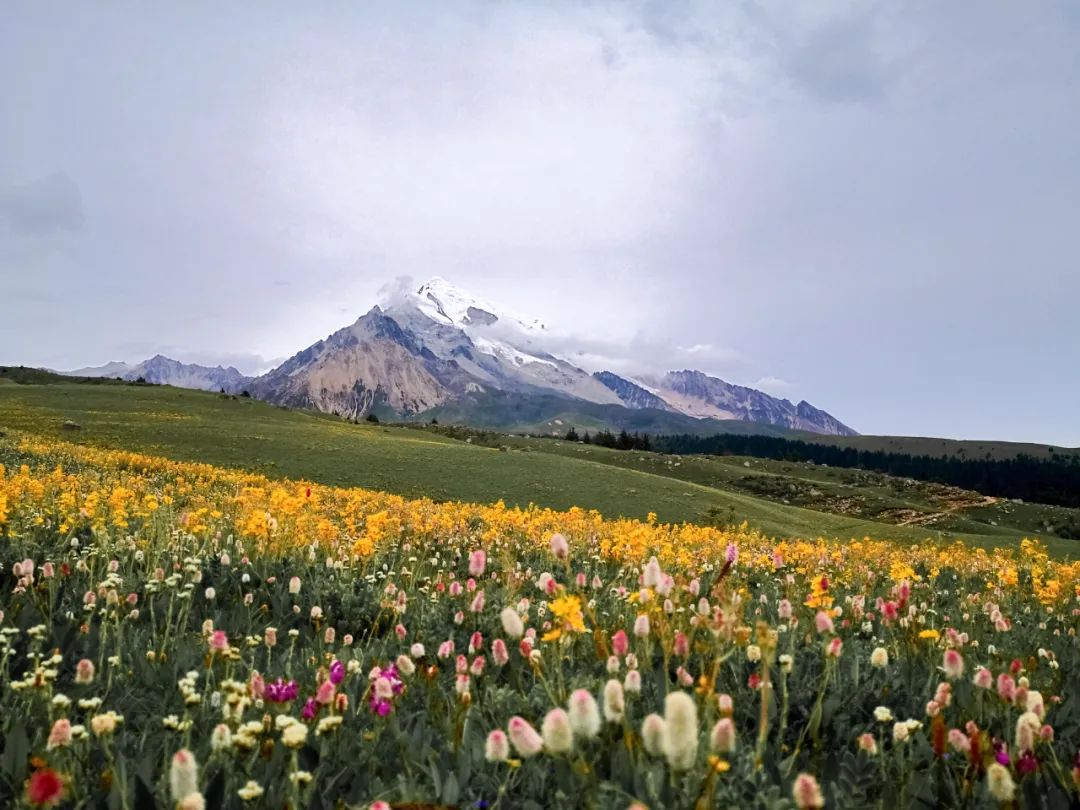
(0, 434), (1078, 808)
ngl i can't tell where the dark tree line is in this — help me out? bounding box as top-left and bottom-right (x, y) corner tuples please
(565, 427), (652, 451)
(652, 433), (1080, 509)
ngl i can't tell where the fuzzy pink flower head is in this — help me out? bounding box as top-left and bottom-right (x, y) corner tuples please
(997, 673), (1016, 702)
(611, 630), (629, 658)
(815, 611), (834, 634)
(449, 581), (462, 597)
(718, 693), (734, 717)
(825, 637), (843, 658)
(778, 599), (793, 620)
(725, 543), (739, 565)
(41, 562), (55, 579)
(437, 640), (454, 659)
(75, 658), (95, 685)
(250, 672), (266, 699)
(576, 572), (587, 588)
(792, 773), (824, 809)
(674, 632), (690, 658)
(316, 680), (336, 705)
(485, 729), (510, 763)
(492, 639), (510, 667)
(209, 630), (229, 654)
(288, 576), (301, 595)
(943, 649), (964, 680)
(46, 719), (72, 750)
(857, 732), (878, 755)
(948, 728), (971, 752)
(973, 666), (993, 689)
(711, 718), (737, 753)
(264, 627), (278, 647)
(633, 614), (650, 639)
(456, 655), (468, 675)
(374, 677), (394, 701)
(468, 549), (487, 577)
(470, 656), (486, 677)
(370, 802), (392, 810)
(469, 631), (484, 654)
(470, 591), (486, 613)
(549, 533), (569, 561)
(507, 716), (544, 757)
(394, 623), (407, 640)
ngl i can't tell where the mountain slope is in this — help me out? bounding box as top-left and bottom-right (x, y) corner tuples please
(593, 371), (674, 411)
(124, 356), (251, 393)
(657, 370), (856, 436)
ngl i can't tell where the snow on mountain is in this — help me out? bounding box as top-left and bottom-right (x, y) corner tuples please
(63, 361), (132, 378)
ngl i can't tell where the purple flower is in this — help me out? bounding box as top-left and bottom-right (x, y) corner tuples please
(302, 698), (318, 720)
(1016, 751), (1038, 775)
(329, 659), (345, 686)
(265, 679), (299, 703)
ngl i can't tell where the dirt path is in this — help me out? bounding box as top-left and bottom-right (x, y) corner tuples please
(897, 495), (999, 526)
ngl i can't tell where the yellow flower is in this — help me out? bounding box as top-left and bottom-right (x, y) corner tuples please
(918, 629), (940, 641)
(549, 595), (587, 634)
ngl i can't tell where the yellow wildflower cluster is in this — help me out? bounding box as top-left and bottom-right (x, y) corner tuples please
(1, 436), (1078, 601)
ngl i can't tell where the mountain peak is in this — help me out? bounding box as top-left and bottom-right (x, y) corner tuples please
(412, 277), (545, 332)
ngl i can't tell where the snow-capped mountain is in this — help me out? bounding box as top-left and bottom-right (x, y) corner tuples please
(58, 277), (856, 435)
(247, 278), (854, 435)
(60, 356), (251, 393)
(63, 360), (133, 378)
(657, 370), (855, 435)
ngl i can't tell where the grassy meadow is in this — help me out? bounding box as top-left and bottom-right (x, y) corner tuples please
(0, 379), (1075, 554)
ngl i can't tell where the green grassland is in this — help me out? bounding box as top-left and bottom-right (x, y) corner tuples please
(806, 431), (1079, 461)
(0, 376), (1075, 555)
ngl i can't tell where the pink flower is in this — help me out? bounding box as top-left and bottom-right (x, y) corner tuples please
(470, 591), (486, 613)
(507, 716), (544, 757)
(75, 658), (95, 684)
(492, 639), (509, 667)
(250, 672), (266, 699)
(46, 719), (72, 750)
(815, 611), (834, 634)
(612, 630), (629, 657)
(725, 543), (738, 565)
(469, 631), (484, 653)
(633, 614), (650, 639)
(209, 630), (229, 654)
(470, 656), (486, 677)
(792, 773), (824, 809)
(673, 632), (690, 658)
(316, 680), (336, 704)
(997, 673), (1016, 702)
(943, 649), (964, 680)
(973, 666), (993, 689)
(948, 728), (971, 752)
(469, 549), (487, 577)
(485, 729), (510, 762)
(825, 637), (842, 658)
(550, 533), (569, 560)
(264, 627), (278, 647)
(394, 623), (407, 639)
(778, 599), (792, 620)
(437, 640), (454, 659)
(449, 581), (462, 597)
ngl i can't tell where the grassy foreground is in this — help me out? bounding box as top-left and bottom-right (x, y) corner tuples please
(0, 435), (1078, 808)
(1, 381), (1072, 554)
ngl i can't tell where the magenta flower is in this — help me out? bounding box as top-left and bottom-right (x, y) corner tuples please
(265, 679), (299, 703)
(302, 698), (318, 720)
(329, 659), (345, 686)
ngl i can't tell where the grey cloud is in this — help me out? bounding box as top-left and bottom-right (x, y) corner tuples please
(0, 173), (84, 235)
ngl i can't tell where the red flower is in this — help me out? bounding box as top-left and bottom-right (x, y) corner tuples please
(27, 768), (64, 807)
(748, 672), (762, 690)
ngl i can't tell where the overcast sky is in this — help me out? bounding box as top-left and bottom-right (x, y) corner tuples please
(2, 2), (1078, 445)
